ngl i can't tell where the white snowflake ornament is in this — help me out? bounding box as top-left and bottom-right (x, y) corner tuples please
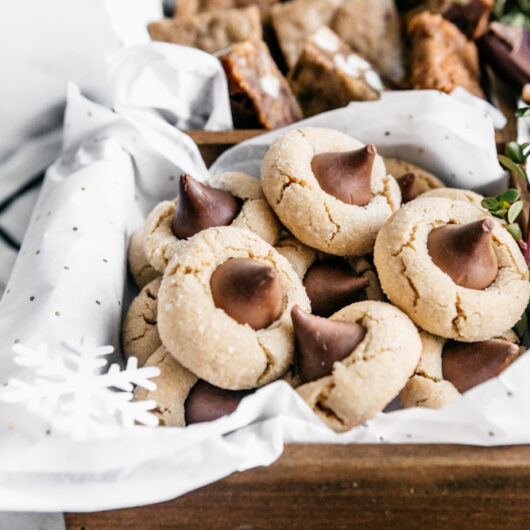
(0, 340), (161, 440)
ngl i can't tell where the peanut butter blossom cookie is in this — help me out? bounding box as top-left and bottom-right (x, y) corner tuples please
(157, 226), (310, 390)
(261, 127), (401, 256)
(400, 331), (521, 409)
(144, 172), (281, 273)
(374, 197), (530, 342)
(122, 277), (162, 366)
(135, 346), (252, 427)
(128, 228), (160, 289)
(294, 301), (422, 432)
(382, 157), (444, 203)
(421, 187), (485, 210)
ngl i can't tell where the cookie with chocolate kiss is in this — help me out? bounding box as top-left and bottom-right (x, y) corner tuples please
(383, 157), (444, 197)
(311, 144), (375, 206)
(400, 331), (520, 410)
(374, 197), (530, 342)
(303, 258), (369, 317)
(292, 306), (366, 383)
(296, 300), (422, 432)
(442, 339), (519, 393)
(427, 218), (498, 290)
(210, 258), (283, 330)
(157, 226), (310, 390)
(261, 127), (401, 256)
(134, 346), (253, 427)
(185, 381), (252, 424)
(172, 174), (241, 239)
(144, 171), (281, 273)
(397, 172), (417, 203)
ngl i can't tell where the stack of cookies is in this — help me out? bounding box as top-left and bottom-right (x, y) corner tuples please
(147, 0), (530, 129)
(125, 127), (530, 432)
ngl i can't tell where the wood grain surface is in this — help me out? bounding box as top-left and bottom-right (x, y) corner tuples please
(65, 443), (530, 529)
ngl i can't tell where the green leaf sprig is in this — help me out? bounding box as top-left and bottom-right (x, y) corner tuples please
(481, 188), (524, 241)
(498, 141), (530, 184)
(492, 0), (530, 28)
(515, 107), (530, 118)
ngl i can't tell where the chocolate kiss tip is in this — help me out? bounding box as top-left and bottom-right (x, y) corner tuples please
(303, 260), (369, 317)
(184, 380), (252, 425)
(310, 144), (376, 206)
(442, 340), (519, 394)
(427, 218), (498, 290)
(397, 172), (417, 203)
(172, 173), (241, 239)
(291, 306), (366, 383)
(210, 258), (283, 330)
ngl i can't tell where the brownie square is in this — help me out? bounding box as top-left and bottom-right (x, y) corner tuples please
(219, 40), (303, 129)
(330, 0), (405, 85)
(174, 0), (279, 22)
(270, 0), (343, 69)
(148, 5), (262, 54)
(289, 27), (382, 117)
(408, 12), (485, 98)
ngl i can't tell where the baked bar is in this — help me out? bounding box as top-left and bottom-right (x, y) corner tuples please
(270, 0), (342, 69)
(404, 0), (493, 39)
(288, 27), (382, 117)
(173, 0), (279, 21)
(219, 39), (303, 129)
(148, 5), (262, 54)
(408, 12), (485, 98)
(330, 0), (405, 85)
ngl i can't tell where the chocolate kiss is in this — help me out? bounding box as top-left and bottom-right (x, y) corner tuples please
(427, 218), (498, 290)
(397, 172), (417, 203)
(172, 174), (241, 239)
(210, 258), (283, 330)
(310, 144), (376, 206)
(303, 259), (369, 317)
(292, 306), (366, 383)
(442, 340), (519, 394)
(185, 380), (252, 425)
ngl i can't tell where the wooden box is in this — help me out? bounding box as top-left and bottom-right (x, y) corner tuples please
(65, 127), (530, 530)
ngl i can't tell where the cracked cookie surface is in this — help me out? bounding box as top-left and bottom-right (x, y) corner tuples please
(134, 345), (197, 427)
(261, 127), (401, 256)
(421, 187), (485, 210)
(297, 300), (422, 432)
(400, 330), (521, 409)
(383, 157), (444, 195)
(128, 228), (160, 289)
(399, 331), (460, 409)
(157, 226), (310, 390)
(144, 172), (281, 273)
(374, 197), (530, 341)
(122, 277), (162, 366)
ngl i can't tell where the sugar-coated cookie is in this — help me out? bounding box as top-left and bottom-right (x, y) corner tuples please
(374, 197), (530, 341)
(144, 172), (281, 273)
(421, 187), (485, 210)
(157, 226), (310, 390)
(134, 346), (252, 426)
(122, 278), (162, 366)
(383, 157), (444, 203)
(261, 127), (401, 256)
(128, 228), (160, 289)
(274, 234), (317, 279)
(400, 330), (521, 409)
(294, 301), (422, 432)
